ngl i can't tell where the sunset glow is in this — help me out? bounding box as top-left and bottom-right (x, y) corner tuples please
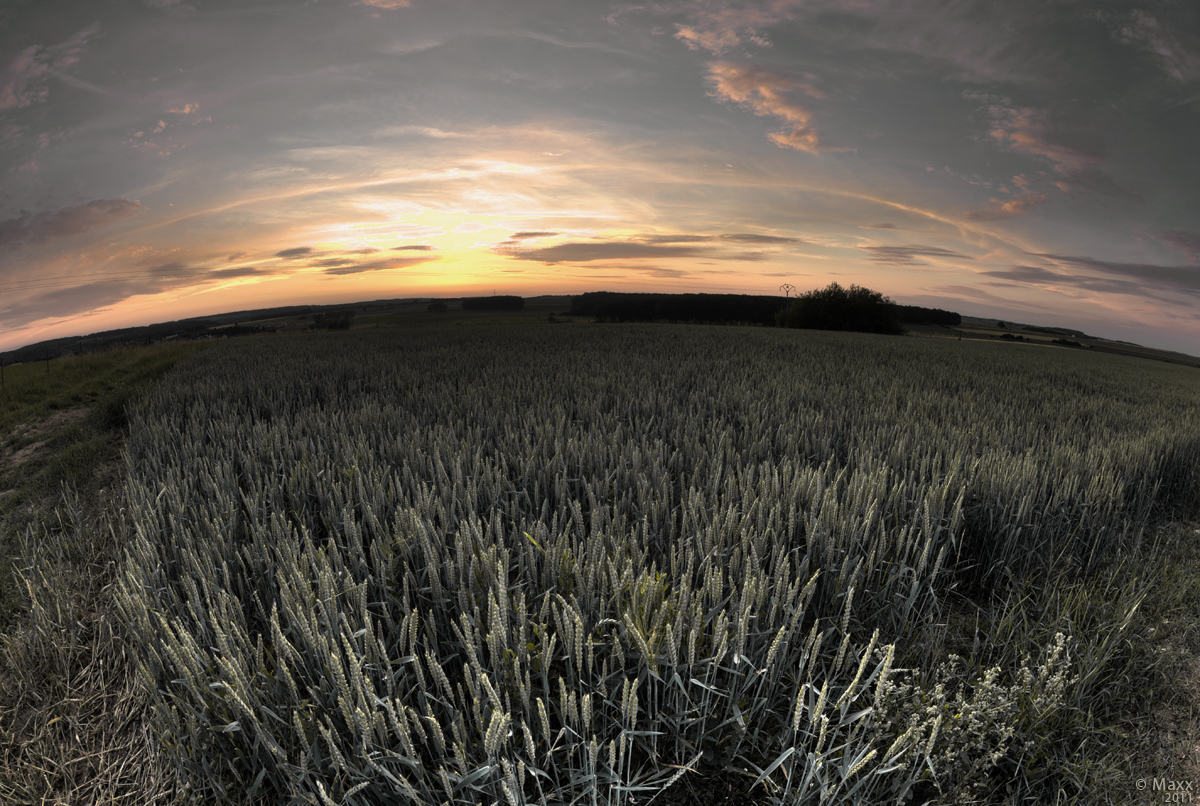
(2, 0), (1198, 352)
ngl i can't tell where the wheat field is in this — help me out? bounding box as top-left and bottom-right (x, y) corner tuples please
(111, 324), (1200, 804)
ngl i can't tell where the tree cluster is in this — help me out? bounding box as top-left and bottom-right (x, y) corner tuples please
(775, 282), (905, 335)
(461, 295), (525, 311)
(311, 310), (354, 330)
(893, 305), (961, 327)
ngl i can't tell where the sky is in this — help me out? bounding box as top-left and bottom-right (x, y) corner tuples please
(1, 0), (1198, 355)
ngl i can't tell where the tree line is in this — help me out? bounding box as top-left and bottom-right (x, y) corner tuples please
(570, 286), (960, 333)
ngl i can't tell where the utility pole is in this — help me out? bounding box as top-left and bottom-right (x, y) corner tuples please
(780, 283), (795, 298)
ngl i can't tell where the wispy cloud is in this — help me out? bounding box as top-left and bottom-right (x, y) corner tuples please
(1160, 230), (1200, 261)
(1100, 8), (1200, 84)
(497, 241), (704, 263)
(0, 199), (145, 249)
(274, 246), (313, 258)
(964, 192), (1048, 221)
(707, 61), (823, 153)
(638, 232), (802, 245)
(656, 0), (806, 55)
(510, 231), (558, 239)
(358, 0), (411, 10)
(1031, 252), (1200, 294)
(496, 231), (800, 264)
(861, 244), (971, 266)
(980, 264), (1177, 301)
(0, 23), (101, 111)
(973, 97), (1135, 199)
(391, 244), (434, 251)
(210, 266), (264, 279)
(716, 232), (801, 244)
(317, 255), (434, 275)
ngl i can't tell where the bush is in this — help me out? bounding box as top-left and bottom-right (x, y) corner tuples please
(776, 283), (905, 335)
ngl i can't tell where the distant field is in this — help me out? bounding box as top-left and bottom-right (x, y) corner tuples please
(943, 317), (1200, 369)
(106, 323), (1200, 804)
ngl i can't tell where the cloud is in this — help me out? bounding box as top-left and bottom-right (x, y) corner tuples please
(0, 199), (146, 249)
(636, 234), (714, 244)
(167, 102), (199, 114)
(495, 229), (806, 263)
(964, 192), (1048, 220)
(707, 61), (823, 153)
(980, 264), (1173, 300)
(864, 223), (896, 229)
(511, 231), (558, 239)
(573, 263), (697, 279)
(861, 244), (971, 266)
(227, 252), (245, 262)
(318, 256), (433, 275)
(376, 125), (467, 139)
(497, 241), (704, 263)
(147, 261), (190, 275)
(0, 281), (145, 332)
(718, 232), (801, 244)
(139, 262), (266, 282)
(976, 100), (1135, 199)
(1032, 252), (1200, 294)
(0, 23), (101, 111)
(210, 267), (262, 279)
(621, 0), (1046, 83)
(1160, 230), (1200, 261)
(392, 244), (434, 251)
(637, 232), (802, 245)
(661, 0), (805, 54)
(358, 0), (411, 9)
(1102, 8), (1200, 84)
(274, 246), (313, 258)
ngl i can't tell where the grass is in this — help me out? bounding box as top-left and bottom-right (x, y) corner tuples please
(0, 340), (210, 804)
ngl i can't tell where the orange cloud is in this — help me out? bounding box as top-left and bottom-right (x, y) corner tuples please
(707, 61), (823, 153)
(670, 0), (807, 54)
(986, 106), (1095, 175)
(964, 191), (1048, 220)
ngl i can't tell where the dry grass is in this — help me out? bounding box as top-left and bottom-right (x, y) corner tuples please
(0, 342), (207, 805)
(0, 475), (177, 805)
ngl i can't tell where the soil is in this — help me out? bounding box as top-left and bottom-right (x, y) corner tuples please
(0, 407), (90, 474)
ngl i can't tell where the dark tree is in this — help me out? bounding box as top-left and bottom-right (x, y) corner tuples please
(892, 305), (961, 326)
(312, 310), (354, 330)
(427, 301), (448, 313)
(461, 295), (525, 311)
(775, 282), (905, 335)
